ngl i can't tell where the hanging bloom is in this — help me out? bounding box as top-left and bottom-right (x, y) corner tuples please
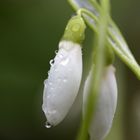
(42, 15), (86, 127)
(83, 65), (118, 140)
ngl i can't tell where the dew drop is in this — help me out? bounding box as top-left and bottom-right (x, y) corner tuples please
(46, 122), (52, 128)
(44, 79), (48, 85)
(60, 58), (69, 66)
(55, 50), (58, 54)
(48, 70), (50, 75)
(59, 54), (63, 58)
(49, 59), (54, 66)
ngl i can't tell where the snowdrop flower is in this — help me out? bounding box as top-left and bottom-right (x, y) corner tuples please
(83, 65), (117, 140)
(42, 15), (86, 127)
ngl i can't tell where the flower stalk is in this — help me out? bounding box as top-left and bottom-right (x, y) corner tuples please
(77, 0), (111, 140)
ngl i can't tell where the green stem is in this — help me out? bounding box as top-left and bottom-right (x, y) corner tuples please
(89, 0), (140, 79)
(68, 0), (140, 79)
(76, 0), (110, 140)
(77, 7), (140, 79)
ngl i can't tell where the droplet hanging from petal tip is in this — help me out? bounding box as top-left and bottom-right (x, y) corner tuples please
(45, 121), (52, 129)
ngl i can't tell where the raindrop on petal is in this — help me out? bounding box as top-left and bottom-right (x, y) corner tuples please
(55, 50), (58, 54)
(49, 59), (54, 66)
(60, 58), (69, 66)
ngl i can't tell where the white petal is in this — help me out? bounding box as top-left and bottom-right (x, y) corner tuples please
(83, 65), (117, 140)
(42, 40), (82, 126)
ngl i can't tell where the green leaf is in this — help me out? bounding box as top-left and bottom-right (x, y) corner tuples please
(68, 0), (140, 79)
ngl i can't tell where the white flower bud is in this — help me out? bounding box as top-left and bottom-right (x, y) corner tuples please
(83, 65), (117, 140)
(42, 40), (82, 127)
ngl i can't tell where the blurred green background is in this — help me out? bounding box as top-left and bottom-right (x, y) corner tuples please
(0, 0), (140, 140)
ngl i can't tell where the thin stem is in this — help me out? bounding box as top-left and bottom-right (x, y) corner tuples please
(77, 8), (98, 22)
(76, 0), (110, 140)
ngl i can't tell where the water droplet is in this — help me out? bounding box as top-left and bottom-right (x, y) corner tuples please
(48, 70), (50, 75)
(55, 50), (58, 54)
(46, 122), (52, 128)
(60, 58), (69, 66)
(44, 79), (48, 85)
(59, 54), (63, 58)
(49, 59), (54, 66)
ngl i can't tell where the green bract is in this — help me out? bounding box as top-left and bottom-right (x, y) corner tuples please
(62, 15), (86, 44)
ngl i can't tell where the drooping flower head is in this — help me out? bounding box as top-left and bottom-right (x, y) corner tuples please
(42, 15), (86, 127)
(83, 65), (118, 140)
